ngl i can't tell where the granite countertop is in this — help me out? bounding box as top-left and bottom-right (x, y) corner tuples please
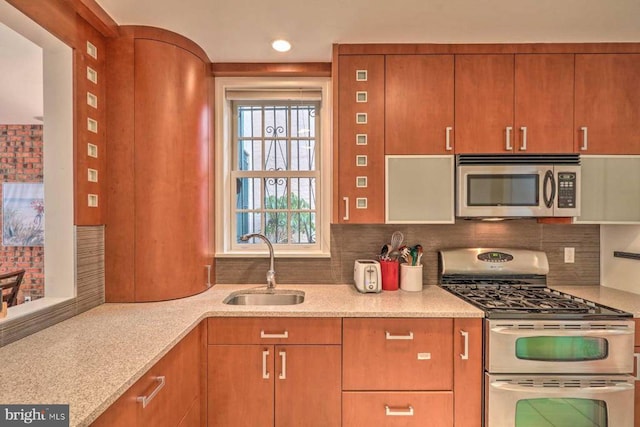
(0, 284), (483, 427)
(551, 284), (640, 318)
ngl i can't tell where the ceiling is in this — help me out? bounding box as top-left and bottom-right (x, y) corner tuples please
(96, 0), (640, 62)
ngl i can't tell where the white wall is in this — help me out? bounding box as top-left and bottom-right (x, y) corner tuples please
(601, 225), (640, 294)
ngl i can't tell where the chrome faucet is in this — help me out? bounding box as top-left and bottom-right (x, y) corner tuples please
(241, 233), (277, 290)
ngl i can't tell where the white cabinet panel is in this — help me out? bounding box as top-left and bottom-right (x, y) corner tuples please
(385, 155), (454, 223)
(576, 156), (640, 223)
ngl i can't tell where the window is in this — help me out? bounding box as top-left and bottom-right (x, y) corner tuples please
(215, 78), (331, 257)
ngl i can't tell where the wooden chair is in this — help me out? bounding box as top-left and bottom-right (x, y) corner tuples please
(0, 269), (26, 307)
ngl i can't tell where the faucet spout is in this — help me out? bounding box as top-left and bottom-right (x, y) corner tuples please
(241, 233), (276, 290)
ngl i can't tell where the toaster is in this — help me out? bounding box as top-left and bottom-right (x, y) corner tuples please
(353, 260), (382, 293)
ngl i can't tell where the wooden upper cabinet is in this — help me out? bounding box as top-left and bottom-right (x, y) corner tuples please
(456, 54), (575, 154)
(514, 54), (575, 153)
(385, 55), (454, 154)
(105, 28), (211, 302)
(134, 40), (210, 301)
(455, 55), (515, 154)
(337, 55), (385, 224)
(575, 54), (640, 154)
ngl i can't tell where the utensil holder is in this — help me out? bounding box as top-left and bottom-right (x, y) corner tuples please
(400, 264), (423, 292)
(380, 260), (399, 291)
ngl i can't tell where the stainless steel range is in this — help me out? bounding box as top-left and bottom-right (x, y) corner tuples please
(439, 248), (635, 427)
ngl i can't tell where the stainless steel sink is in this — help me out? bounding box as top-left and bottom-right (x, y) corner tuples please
(223, 289), (305, 305)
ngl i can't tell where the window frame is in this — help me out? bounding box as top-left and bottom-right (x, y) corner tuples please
(214, 77), (332, 257)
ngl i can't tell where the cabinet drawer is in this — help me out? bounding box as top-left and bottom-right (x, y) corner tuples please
(343, 318), (453, 390)
(208, 317), (341, 344)
(343, 391), (453, 427)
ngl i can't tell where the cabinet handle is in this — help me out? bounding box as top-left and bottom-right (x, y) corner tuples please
(634, 353), (640, 381)
(343, 197), (349, 221)
(519, 126), (527, 151)
(260, 330), (289, 339)
(262, 349), (270, 379)
(445, 126), (453, 151)
(385, 405), (414, 416)
(385, 331), (414, 340)
(137, 376), (165, 408)
(505, 126), (513, 151)
(279, 350), (287, 380)
(460, 330), (469, 360)
(580, 126), (588, 151)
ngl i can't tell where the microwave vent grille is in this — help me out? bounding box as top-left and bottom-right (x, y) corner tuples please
(457, 154), (580, 165)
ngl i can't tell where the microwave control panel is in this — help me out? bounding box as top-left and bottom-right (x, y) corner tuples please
(557, 172), (577, 208)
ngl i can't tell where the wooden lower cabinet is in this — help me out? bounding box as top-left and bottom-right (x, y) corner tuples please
(343, 391), (453, 427)
(92, 322), (206, 427)
(207, 318), (342, 427)
(343, 317), (481, 427)
(343, 318), (454, 390)
(453, 318), (482, 427)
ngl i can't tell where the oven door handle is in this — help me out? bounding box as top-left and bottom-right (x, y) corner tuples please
(491, 326), (634, 337)
(490, 381), (634, 394)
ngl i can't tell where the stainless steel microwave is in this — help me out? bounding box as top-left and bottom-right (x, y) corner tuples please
(456, 154), (581, 218)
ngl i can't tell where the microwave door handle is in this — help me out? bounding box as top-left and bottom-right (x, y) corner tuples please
(543, 170), (555, 209)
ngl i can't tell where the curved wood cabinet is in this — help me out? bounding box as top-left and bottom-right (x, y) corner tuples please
(105, 27), (212, 302)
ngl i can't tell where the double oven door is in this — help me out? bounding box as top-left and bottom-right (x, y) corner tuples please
(484, 319), (635, 427)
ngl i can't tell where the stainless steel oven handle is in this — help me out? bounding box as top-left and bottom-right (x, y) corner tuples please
(491, 326), (634, 337)
(490, 381), (633, 394)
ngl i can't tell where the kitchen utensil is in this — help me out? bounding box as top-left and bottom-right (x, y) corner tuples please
(380, 244), (392, 260)
(390, 231), (404, 251)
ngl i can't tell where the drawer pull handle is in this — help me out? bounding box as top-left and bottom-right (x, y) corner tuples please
(385, 405), (414, 416)
(260, 330), (289, 339)
(460, 330), (469, 360)
(385, 331), (414, 340)
(279, 350), (287, 380)
(137, 376), (165, 408)
(634, 353), (640, 381)
(262, 349), (270, 379)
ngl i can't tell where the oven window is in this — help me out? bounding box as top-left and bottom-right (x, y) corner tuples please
(515, 336), (608, 361)
(516, 398), (607, 427)
(467, 174), (538, 206)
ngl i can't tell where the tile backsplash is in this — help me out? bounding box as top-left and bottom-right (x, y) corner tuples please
(215, 220), (600, 286)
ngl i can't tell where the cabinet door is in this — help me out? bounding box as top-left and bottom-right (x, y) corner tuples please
(343, 391), (453, 427)
(92, 323), (204, 427)
(275, 345), (341, 427)
(575, 54), (640, 154)
(208, 345), (274, 427)
(453, 318), (483, 427)
(455, 55), (514, 154)
(337, 55), (385, 223)
(343, 318), (453, 390)
(514, 54), (574, 153)
(134, 39), (209, 301)
(385, 55), (454, 154)
(576, 156), (640, 223)
(386, 155), (454, 223)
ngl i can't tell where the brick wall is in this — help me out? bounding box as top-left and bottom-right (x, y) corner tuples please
(0, 124), (44, 304)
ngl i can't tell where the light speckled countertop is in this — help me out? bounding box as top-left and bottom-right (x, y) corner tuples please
(551, 285), (640, 317)
(0, 284), (482, 427)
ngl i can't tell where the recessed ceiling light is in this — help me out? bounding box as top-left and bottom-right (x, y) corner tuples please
(272, 39), (291, 52)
